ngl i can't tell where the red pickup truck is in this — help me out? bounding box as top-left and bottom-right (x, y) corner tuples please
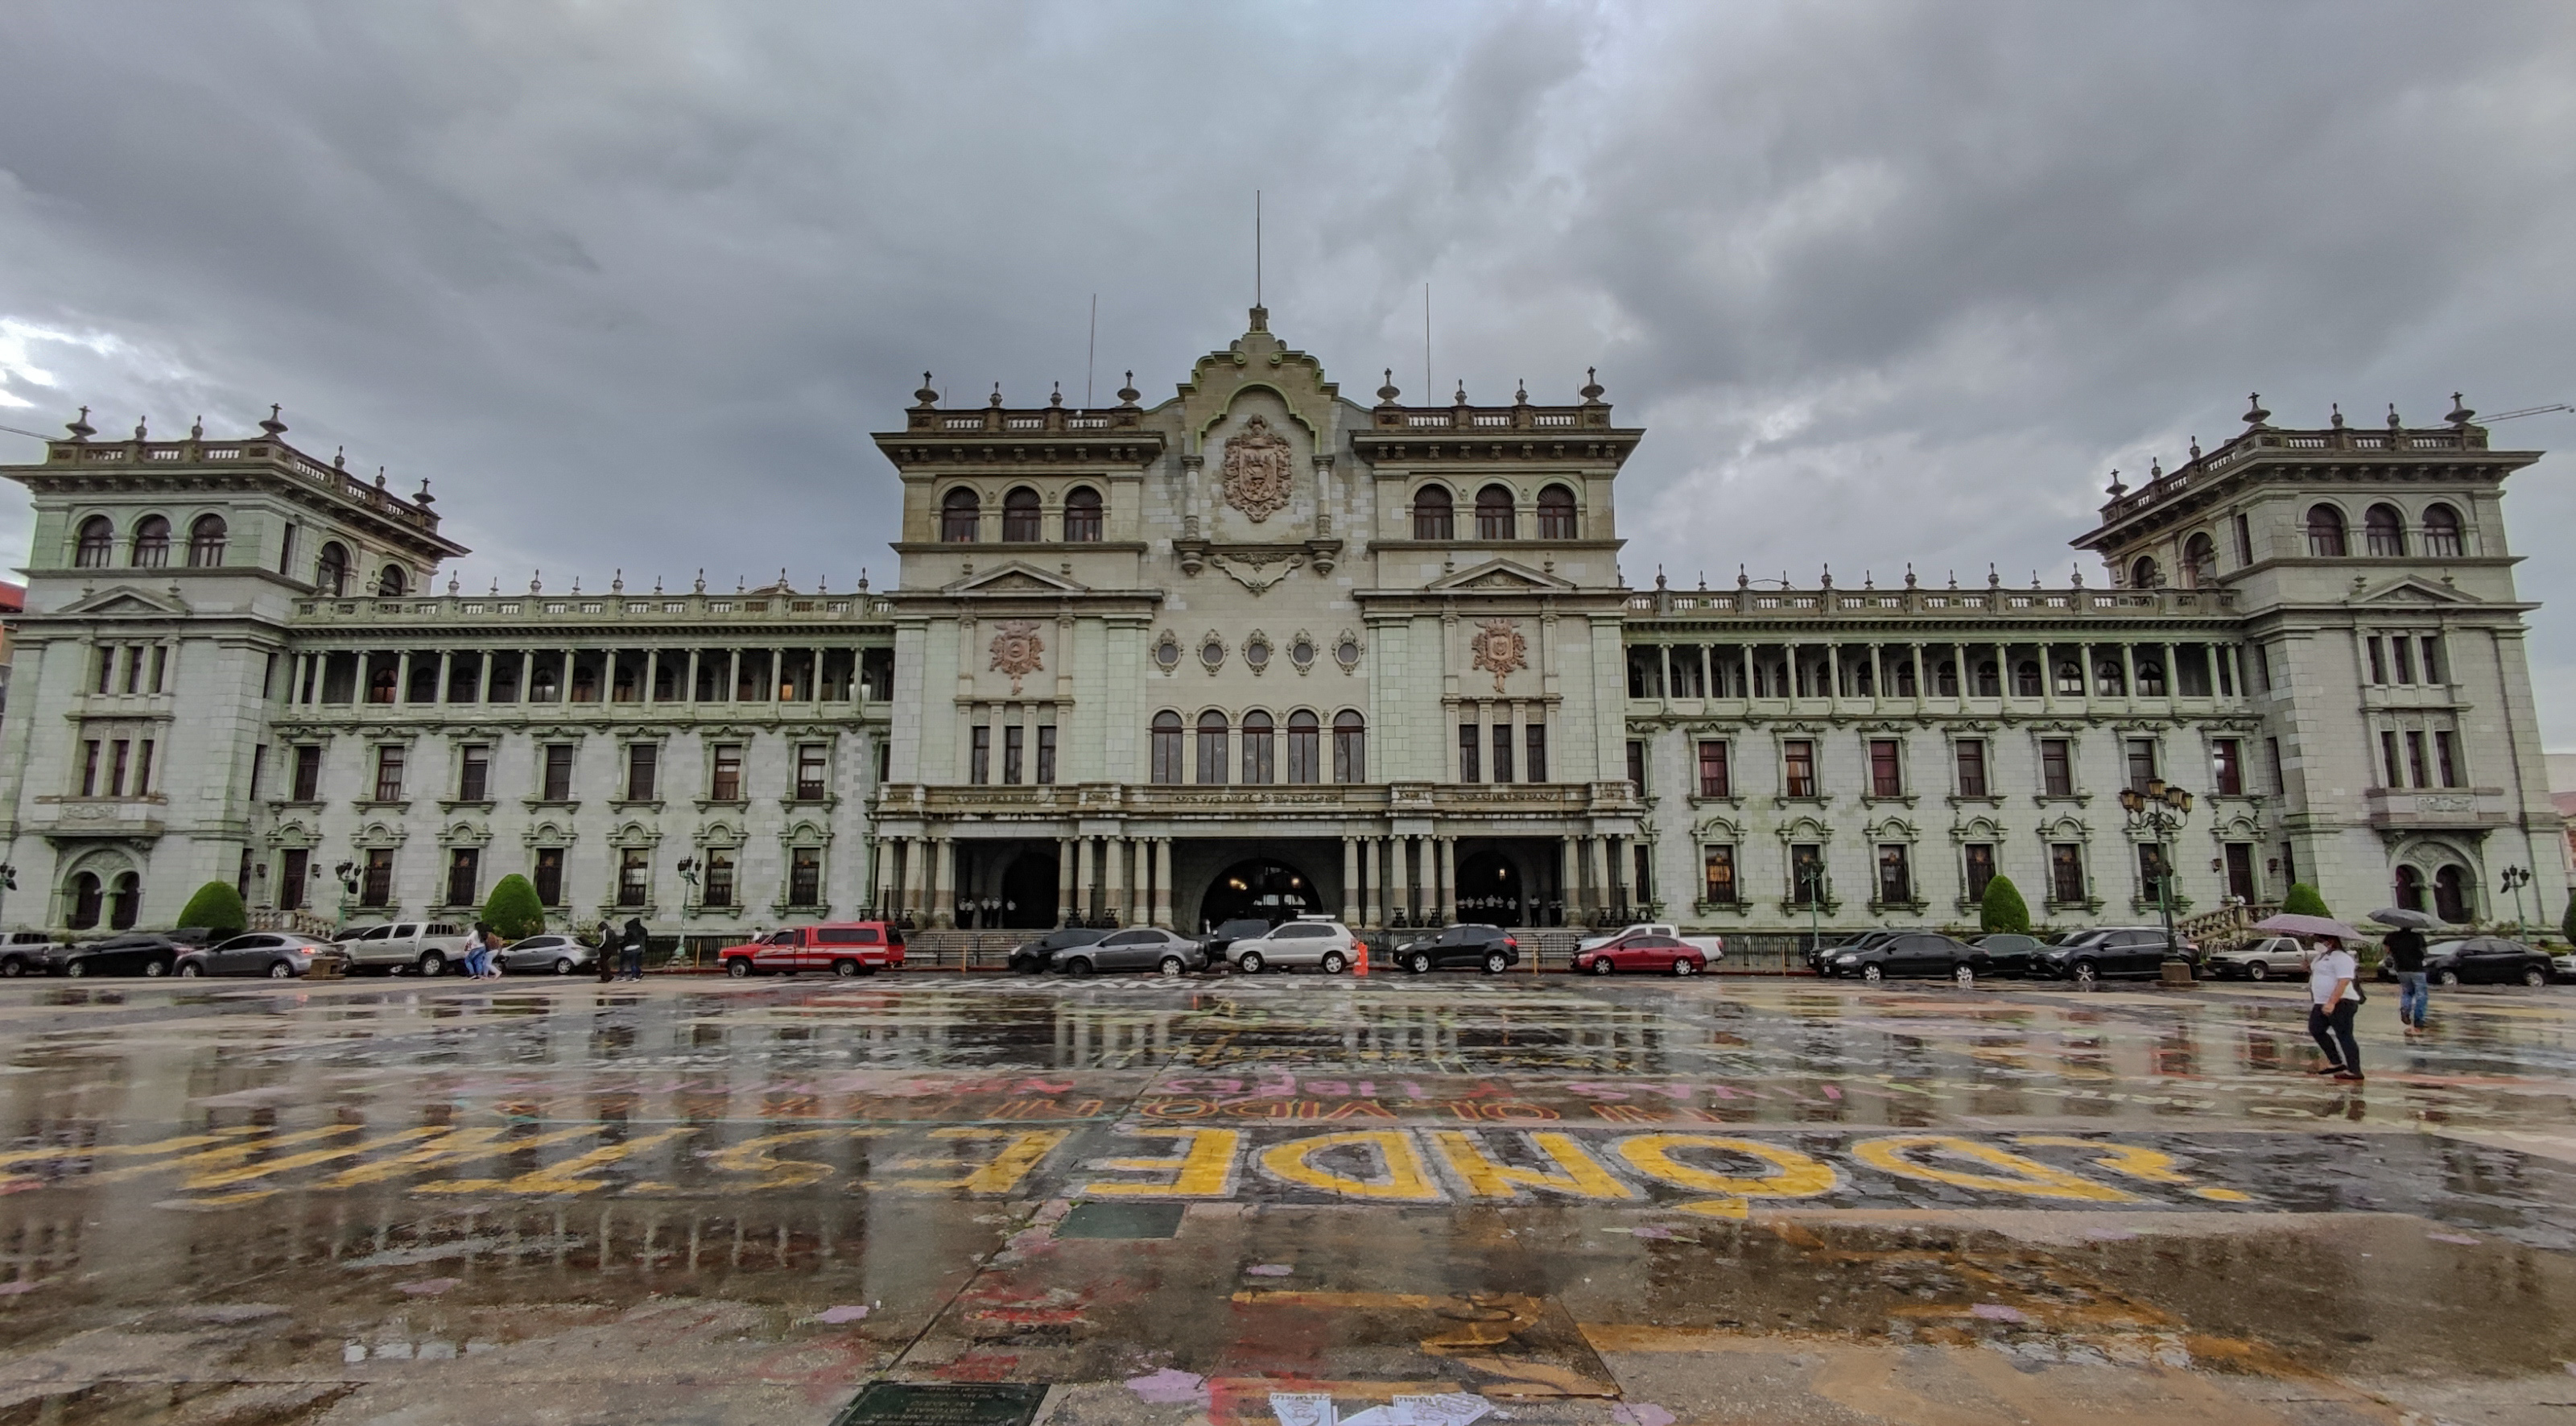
(719, 923), (906, 978)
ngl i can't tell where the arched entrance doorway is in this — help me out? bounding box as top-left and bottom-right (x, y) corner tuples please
(1454, 849), (1523, 924)
(998, 851), (1059, 929)
(2434, 864), (2473, 924)
(1196, 858), (1319, 930)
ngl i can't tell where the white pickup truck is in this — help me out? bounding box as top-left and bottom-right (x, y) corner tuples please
(336, 921), (479, 976)
(1577, 923), (1725, 962)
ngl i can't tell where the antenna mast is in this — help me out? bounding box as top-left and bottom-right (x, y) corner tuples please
(1087, 294), (1097, 408)
(1255, 190), (1262, 308)
(1423, 283), (1432, 403)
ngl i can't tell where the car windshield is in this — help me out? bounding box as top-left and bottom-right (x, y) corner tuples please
(1216, 920), (1269, 937)
(2428, 940), (2474, 955)
(2039, 931), (2103, 947)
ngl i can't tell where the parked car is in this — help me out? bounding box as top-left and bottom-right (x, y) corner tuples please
(1051, 926), (1208, 977)
(1197, 918), (1277, 968)
(1573, 930), (1713, 977)
(1806, 928), (1901, 974)
(2553, 946), (2576, 983)
(2029, 927), (2198, 986)
(1823, 931), (1984, 984)
(2413, 936), (2553, 987)
(496, 933), (596, 975)
(1579, 922), (1725, 962)
(1391, 924), (1521, 974)
(1968, 933), (2042, 977)
(2204, 935), (2314, 982)
(720, 922), (908, 978)
(177, 932), (339, 978)
(0, 932), (72, 978)
(336, 922), (477, 977)
(1227, 918), (1364, 974)
(60, 932), (188, 978)
(1008, 927), (1108, 975)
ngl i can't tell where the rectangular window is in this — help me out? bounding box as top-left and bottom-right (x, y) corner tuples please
(373, 745), (406, 802)
(1241, 720), (1274, 784)
(702, 849), (735, 907)
(361, 849), (394, 908)
(1697, 739), (1731, 798)
(1788, 843), (1825, 907)
(1459, 725), (1481, 783)
(2421, 636), (2445, 685)
(617, 848), (650, 907)
(93, 647), (114, 695)
(969, 725), (991, 785)
(149, 645), (167, 695)
(1876, 844), (1912, 905)
(534, 847), (566, 906)
(280, 848), (309, 911)
(2434, 730), (2460, 787)
(2050, 843), (2087, 904)
(2392, 638), (2416, 684)
(1703, 845), (1738, 905)
(1964, 843), (1996, 903)
(2266, 737), (2286, 796)
(2225, 842), (2256, 900)
(2124, 738), (2158, 793)
(788, 848), (821, 907)
(124, 646), (144, 695)
(458, 745), (491, 802)
(542, 744), (576, 801)
(1625, 738), (1647, 793)
(710, 744), (743, 800)
(446, 847), (480, 907)
(292, 744), (323, 801)
(249, 745), (267, 801)
(2233, 513), (2253, 566)
(1333, 717), (1365, 783)
(2367, 637), (2387, 685)
(2211, 738), (2244, 796)
(2136, 843), (2169, 900)
(79, 739), (101, 797)
(1782, 739), (1817, 798)
(1868, 738), (1902, 797)
(796, 743), (828, 800)
(1491, 724), (1513, 783)
(2177, 647), (2211, 697)
(1954, 740), (1988, 797)
(1669, 647), (1705, 698)
(1152, 720), (1183, 784)
(1036, 725), (1057, 784)
(104, 739), (130, 796)
(2216, 646), (2236, 696)
(625, 743), (658, 801)
(2041, 738), (2073, 797)
(133, 739), (153, 796)
(1198, 719), (1228, 785)
(2380, 730), (2403, 787)
(2405, 730), (2429, 789)
(1525, 724), (1548, 783)
(1002, 725), (1023, 785)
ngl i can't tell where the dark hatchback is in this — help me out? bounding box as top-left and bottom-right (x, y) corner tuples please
(1970, 933), (2045, 977)
(62, 932), (196, 978)
(2029, 927), (2198, 986)
(1822, 932), (1983, 983)
(2415, 937), (2553, 987)
(1806, 929), (1900, 974)
(1008, 927), (1108, 975)
(1197, 918), (1276, 969)
(1391, 924), (1521, 974)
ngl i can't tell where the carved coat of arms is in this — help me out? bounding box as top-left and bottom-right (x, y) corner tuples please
(1469, 618), (1528, 693)
(988, 619), (1045, 694)
(1220, 415), (1294, 522)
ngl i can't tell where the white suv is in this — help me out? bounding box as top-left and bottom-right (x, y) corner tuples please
(1228, 917), (1361, 974)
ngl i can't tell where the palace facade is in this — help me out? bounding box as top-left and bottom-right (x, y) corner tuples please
(0, 311), (2562, 940)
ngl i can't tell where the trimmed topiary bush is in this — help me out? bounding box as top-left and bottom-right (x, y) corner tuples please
(2562, 892), (2575, 945)
(2281, 882), (2330, 918)
(1979, 874), (2031, 935)
(175, 882), (248, 937)
(483, 875), (547, 940)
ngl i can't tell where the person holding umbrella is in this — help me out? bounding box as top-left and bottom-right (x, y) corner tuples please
(2254, 912), (2368, 1081)
(2370, 907), (2437, 1032)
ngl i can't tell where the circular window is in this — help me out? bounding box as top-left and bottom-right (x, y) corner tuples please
(1201, 639), (1226, 669)
(1335, 638), (1362, 669)
(1245, 639), (1270, 669)
(1154, 636), (1181, 669)
(1290, 638), (1316, 669)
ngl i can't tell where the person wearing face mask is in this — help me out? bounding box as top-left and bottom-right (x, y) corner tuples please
(2307, 934), (2363, 1082)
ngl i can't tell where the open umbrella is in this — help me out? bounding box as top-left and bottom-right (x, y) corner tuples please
(2367, 907), (2438, 930)
(2252, 913), (2363, 940)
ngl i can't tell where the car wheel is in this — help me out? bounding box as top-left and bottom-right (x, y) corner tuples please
(1064, 957), (1095, 978)
(540, 957), (569, 975)
(1860, 963), (1885, 983)
(1673, 957), (1699, 978)
(0, 959), (22, 978)
(1321, 951), (1348, 974)
(1158, 955), (1185, 978)
(177, 961), (204, 978)
(833, 959), (861, 978)
(725, 958), (753, 979)
(1587, 957), (1613, 977)
(2523, 965), (2548, 988)
(417, 951), (447, 978)
(2246, 961), (2268, 982)
(1953, 963), (1975, 988)
(65, 961), (89, 978)
(142, 960), (167, 978)
(2072, 960), (2100, 988)
(1484, 951), (1508, 974)
(1409, 953), (1433, 974)
(1237, 951), (1264, 975)
(2437, 969), (2461, 986)
(267, 961), (294, 979)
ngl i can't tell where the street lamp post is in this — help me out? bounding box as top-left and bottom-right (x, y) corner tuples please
(2117, 779), (2195, 978)
(2500, 866), (2532, 937)
(675, 858), (700, 966)
(330, 861), (361, 935)
(1799, 861), (1825, 963)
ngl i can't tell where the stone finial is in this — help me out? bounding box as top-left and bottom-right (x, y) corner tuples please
(374, 466), (388, 490)
(1049, 382), (1063, 408)
(1579, 367), (1605, 404)
(1905, 563), (1918, 589)
(571, 574), (581, 594)
(2387, 402), (2404, 430)
(258, 404), (287, 437)
(1696, 570), (1707, 590)
(1863, 570), (1874, 589)
(1738, 564), (1751, 590)
(612, 568), (624, 593)
(2105, 468), (2126, 498)
(1514, 378), (1529, 406)
(778, 566), (789, 590)
(415, 477), (435, 506)
(694, 568), (707, 593)
(65, 406), (93, 441)
(989, 382), (1004, 408)
(914, 372), (939, 407)
(133, 418), (147, 440)
(2446, 391), (2475, 426)
(1948, 569), (1959, 589)
(1117, 371), (1140, 407)
(1453, 379), (1468, 406)
(332, 445), (345, 470)
(1655, 564), (1667, 590)
(2330, 402), (2345, 428)
(1377, 370), (1401, 407)
(737, 575), (746, 593)
(2070, 564), (2084, 589)
(2242, 392), (2270, 427)
(489, 577), (500, 594)
(2189, 436), (2201, 461)
(1989, 563), (2001, 589)
(189, 415), (204, 441)
(530, 570), (543, 593)
(653, 575), (663, 593)
(447, 572), (460, 595)
(858, 567), (870, 592)
(1819, 564), (1833, 590)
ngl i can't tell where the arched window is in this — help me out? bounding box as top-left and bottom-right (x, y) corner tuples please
(1286, 709), (1320, 784)
(1241, 709), (1275, 784)
(1063, 486), (1103, 542)
(2136, 658), (2167, 696)
(2363, 503), (2405, 557)
(2095, 659), (2127, 696)
(1536, 484), (1578, 539)
(74, 516), (114, 568)
(1974, 659), (2001, 696)
(2392, 864), (2425, 913)
(1150, 711), (1183, 784)
(2306, 505), (2347, 558)
(2182, 531), (2216, 588)
(2128, 555), (2161, 589)
(1195, 710), (1228, 785)
(1474, 484), (1517, 540)
(65, 872), (102, 930)
(187, 514), (227, 567)
(316, 542), (350, 595)
(2433, 864), (2471, 924)
(1411, 486), (1454, 540)
(109, 871), (141, 931)
(378, 564), (407, 597)
(940, 488), (981, 543)
(2422, 502), (2464, 558)
(2013, 661), (2041, 696)
(1001, 486), (1042, 542)
(1332, 710), (1366, 783)
(2054, 661), (2083, 696)
(130, 515), (171, 568)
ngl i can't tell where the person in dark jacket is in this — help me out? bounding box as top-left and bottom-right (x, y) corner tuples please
(593, 921), (617, 983)
(621, 917), (648, 982)
(2386, 926), (2429, 1030)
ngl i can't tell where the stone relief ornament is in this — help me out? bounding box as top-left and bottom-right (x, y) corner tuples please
(1209, 551), (1302, 595)
(988, 619), (1045, 694)
(1220, 415), (1295, 522)
(1469, 617), (1529, 693)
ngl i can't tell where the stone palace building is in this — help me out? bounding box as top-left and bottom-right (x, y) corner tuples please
(0, 309), (2562, 943)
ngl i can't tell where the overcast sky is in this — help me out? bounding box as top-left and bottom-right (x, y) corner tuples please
(3, 2), (2573, 740)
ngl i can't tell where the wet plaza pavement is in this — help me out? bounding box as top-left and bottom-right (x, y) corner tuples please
(0, 972), (2569, 1424)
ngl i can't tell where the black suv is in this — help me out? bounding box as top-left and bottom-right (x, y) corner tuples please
(61, 932), (196, 978)
(1008, 927), (1107, 975)
(2030, 927), (2198, 986)
(1392, 924), (1521, 974)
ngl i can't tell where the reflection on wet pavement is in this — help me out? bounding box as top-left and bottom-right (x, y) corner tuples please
(0, 975), (2566, 1424)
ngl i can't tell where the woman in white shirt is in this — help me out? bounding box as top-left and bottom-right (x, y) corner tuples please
(2306, 936), (2362, 1081)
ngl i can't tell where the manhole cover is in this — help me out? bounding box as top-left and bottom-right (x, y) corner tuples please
(830, 1381), (1048, 1425)
(1055, 1200), (1185, 1239)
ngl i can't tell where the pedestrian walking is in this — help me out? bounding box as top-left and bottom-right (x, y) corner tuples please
(2386, 924), (2429, 1031)
(621, 917), (648, 982)
(593, 921), (617, 983)
(463, 921), (494, 979)
(2307, 934), (2363, 1081)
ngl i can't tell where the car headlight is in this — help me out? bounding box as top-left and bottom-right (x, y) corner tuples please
(1835, 953), (1858, 965)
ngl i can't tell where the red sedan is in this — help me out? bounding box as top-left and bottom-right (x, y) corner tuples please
(1573, 932), (1710, 977)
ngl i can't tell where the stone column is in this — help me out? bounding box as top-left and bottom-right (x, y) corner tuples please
(772, 648), (786, 703)
(725, 649), (740, 702)
(1583, 836), (1608, 922)
(876, 838), (900, 916)
(931, 835), (956, 928)
(1740, 646), (1755, 701)
(1105, 836), (1128, 925)
(900, 837), (924, 920)
(1341, 837), (1360, 923)
(1560, 837), (1581, 926)
(686, 650), (701, 702)
(1074, 837), (1095, 923)
(1057, 838), (1076, 924)
(434, 651), (452, 703)
(1391, 836), (1412, 923)
(643, 649), (658, 703)
(1153, 839), (1174, 928)
(1437, 837), (1458, 924)
(2163, 641), (2179, 703)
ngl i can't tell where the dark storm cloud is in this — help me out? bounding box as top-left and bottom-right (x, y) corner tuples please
(3, 1), (2574, 729)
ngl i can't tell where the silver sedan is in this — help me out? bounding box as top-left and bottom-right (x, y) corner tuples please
(497, 934), (596, 974)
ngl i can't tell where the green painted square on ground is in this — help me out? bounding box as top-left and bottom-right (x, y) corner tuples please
(1056, 1200), (1187, 1238)
(829, 1381), (1049, 1426)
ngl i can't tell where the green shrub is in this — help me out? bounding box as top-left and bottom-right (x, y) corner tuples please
(482, 875), (547, 940)
(1979, 874), (2031, 935)
(2562, 892), (2575, 945)
(2281, 882), (2330, 918)
(175, 882), (248, 937)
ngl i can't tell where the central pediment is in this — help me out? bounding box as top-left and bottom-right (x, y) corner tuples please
(1422, 559), (1576, 593)
(941, 562), (1089, 596)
